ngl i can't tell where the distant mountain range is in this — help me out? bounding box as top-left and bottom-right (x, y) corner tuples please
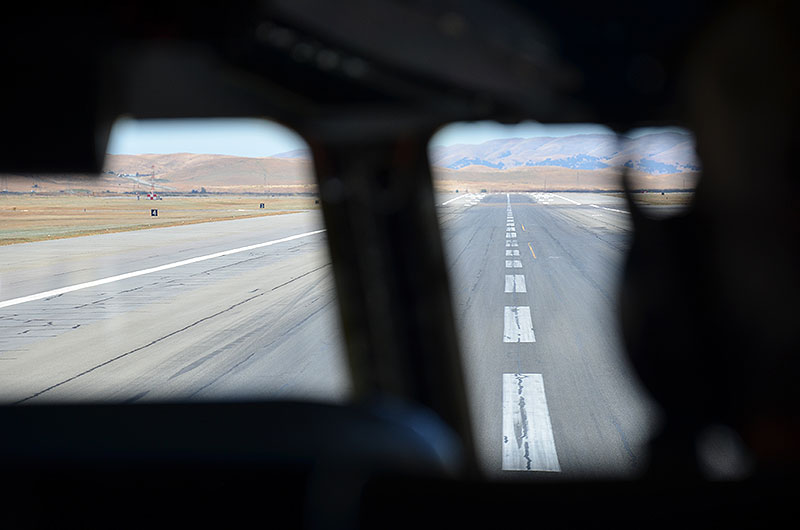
(427, 132), (699, 174)
(1, 132), (699, 194)
(273, 132), (699, 175)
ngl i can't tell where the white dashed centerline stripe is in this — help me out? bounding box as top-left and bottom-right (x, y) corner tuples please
(502, 373), (561, 472)
(0, 229), (327, 310)
(504, 274), (527, 293)
(503, 306), (535, 342)
(505, 250), (520, 257)
(504, 260), (522, 269)
(506, 240), (519, 247)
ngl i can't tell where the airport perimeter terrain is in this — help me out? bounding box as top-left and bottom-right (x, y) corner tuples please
(0, 194), (318, 245)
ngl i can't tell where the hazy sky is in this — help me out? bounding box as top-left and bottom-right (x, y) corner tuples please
(431, 121), (613, 146)
(106, 118), (307, 157)
(106, 118), (688, 156)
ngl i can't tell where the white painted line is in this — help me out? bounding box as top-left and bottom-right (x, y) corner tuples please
(507, 227), (515, 232)
(588, 204), (629, 214)
(504, 274), (526, 293)
(509, 232), (517, 238)
(0, 229), (328, 310)
(505, 250), (520, 257)
(503, 306), (535, 342)
(502, 373), (561, 472)
(506, 241), (519, 247)
(440, 195), (466, 206)
(551, 194), (581, 205)
(505, 260), (523, 268)
(602, 207), (630, 214)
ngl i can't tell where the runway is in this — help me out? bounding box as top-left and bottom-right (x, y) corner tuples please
(0, 211), (348, 403)
(0, 192), (673, 477)
(438, 192), (667, 478)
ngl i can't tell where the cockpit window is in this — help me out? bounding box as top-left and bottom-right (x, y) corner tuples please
(431, 122), (699, 477)
(0, 118), (350, 404)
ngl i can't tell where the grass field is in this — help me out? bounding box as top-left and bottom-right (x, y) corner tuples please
(0, 195), (320, 246)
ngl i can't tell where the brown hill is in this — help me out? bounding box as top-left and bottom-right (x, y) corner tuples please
(1, 153), (697, 194)
(0, 154), (316, 194)
(104, 154), (315, 193)
(432, 166), (699, 192)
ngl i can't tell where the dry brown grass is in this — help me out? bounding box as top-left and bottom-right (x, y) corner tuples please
(605, 192), (695, 206)
(0, 195), (319, 246)
(432, 166), (700, 192)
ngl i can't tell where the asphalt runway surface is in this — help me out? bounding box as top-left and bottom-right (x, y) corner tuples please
(0, 193), (679, 477)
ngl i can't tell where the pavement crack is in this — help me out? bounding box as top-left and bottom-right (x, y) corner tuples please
(514, 374), (533, 470)
(168, 350), (222, 380)
(190, 253), (267, 276)
(123, 390), (149, 404)
(119, 285), (145, 294)
(269, 263), (330, 292)
(73, 296), (114, 309)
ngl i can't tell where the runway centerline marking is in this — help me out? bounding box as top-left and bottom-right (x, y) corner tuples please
(504, 274), (527, 293)
(503, 306), (535, 342)
(502, 373), (561, 472)
(0, 229), (327, 310)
